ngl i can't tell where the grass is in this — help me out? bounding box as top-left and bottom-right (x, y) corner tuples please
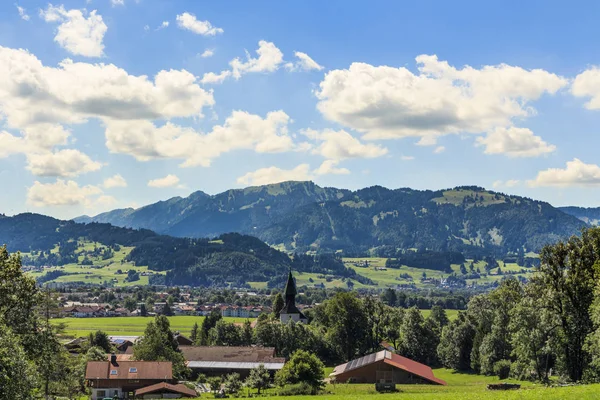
(52, 316), (254, 338)
(186, 369), (600, 399)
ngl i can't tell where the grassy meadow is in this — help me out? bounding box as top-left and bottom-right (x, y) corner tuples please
(53, 316), (252, 337)
(184, 369), (598, 399)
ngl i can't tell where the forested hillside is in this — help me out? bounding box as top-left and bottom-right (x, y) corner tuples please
(0, 213), (363, 287)
(559, 206), (600, 226)
(77, 182), (586, 257)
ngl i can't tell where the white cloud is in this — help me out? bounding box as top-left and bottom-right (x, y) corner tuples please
(16, 4), (30, 20)
(304, 128), (388, 160)
(416, 136), (438, 146)
(285, 51), (323, 72)
(400, 155), (415, 161)
(25, 149), (102, 177)
(102, 174), (127, 188)
(572, 67), (600, 110)
(144, 24), (150, 31)
(40, 4), (108, 57)
(111, 0), (125, 6)
(156, 21), (169, 30)
(200, 49), (214, 58)
(230, 41), (284, 79)
(176, 12), (223, 36)
(476, 126), (555, 157)
(237, 164), (312, 186)
(148, 174), (180, 188)
(434, 146), (445, 154)
(529, 159), (600, 187)
(493, 179), (520, 188)
(316, 55), (567, 140)
(314, 160), (350, 175)
(0, 46), (214, 130)
(27, 179), (104, 207)
(201, 70), (231, 84)
(105, 110), (293, 167)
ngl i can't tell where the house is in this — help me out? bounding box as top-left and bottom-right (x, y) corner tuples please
(174, 333), (194, 346)
(111, 338), (135, 354)
(63, 306), (104, 318)
(134, 382), (197, 398)
(85, 357), (173, 400)
(279, 271), (308, 323)
(329, 350), (446, 385)
(181, 346), (286, 378)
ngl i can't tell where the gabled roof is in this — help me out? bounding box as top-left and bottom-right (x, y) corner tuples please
(85, 361), (172, 380)
(180, 346), (284, 363)
(135, 382), (197, 397)
(330, 350), (446, 386)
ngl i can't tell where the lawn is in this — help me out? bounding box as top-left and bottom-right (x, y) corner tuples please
(186, 369), (599, 399)
(53, 316), (254, 337)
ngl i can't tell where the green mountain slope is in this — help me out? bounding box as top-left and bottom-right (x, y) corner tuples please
(76, 183), (586, 257)
(0, 213), (365, 287)
(559, 206), (600, 226)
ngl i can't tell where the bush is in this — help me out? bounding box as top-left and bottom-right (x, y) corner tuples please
(275, 350), (324, 391)
(277, 382), (315, 396)
(196, 373), (207, 384)
(493, 360), (512, 380)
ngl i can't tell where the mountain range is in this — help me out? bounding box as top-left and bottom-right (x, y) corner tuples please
(75, 181), (588, 257)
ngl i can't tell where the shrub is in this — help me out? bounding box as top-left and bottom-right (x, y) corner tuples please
(275, 350), (324, 392)
(277, 382), (315, 396)
(493, 360), (512, 380)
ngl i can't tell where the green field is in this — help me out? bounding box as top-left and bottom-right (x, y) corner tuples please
(25, 241), (164, 286)
(185, 369), (598, 399)
(53, 316), (254, 337)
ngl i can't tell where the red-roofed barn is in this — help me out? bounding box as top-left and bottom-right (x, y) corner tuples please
(329, 350), (446, 385)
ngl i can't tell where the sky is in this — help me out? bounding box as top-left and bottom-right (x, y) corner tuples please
(3, 0), (600, 219)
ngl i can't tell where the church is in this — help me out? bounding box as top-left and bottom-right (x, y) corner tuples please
(279, 271), (308, 324)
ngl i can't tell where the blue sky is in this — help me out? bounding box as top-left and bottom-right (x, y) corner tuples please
(2, 0), (600, 219)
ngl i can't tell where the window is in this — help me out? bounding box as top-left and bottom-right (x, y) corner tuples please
(129, 367), (138, 373)
(97, 390), (106, 397)
(110, 370), (117, 375)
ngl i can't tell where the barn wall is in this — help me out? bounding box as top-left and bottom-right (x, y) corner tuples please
(333, 361), (429, 384)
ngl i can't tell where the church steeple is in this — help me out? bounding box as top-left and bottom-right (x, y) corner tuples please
(279, 270), (307, 323)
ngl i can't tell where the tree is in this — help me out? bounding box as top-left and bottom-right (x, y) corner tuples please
(437, 312), (475, 371)
(0, 325), (37, 399)
(319, 292), (369, 361)
(272, 293), (285, 316)
(535, 229), (600, 382)
(275, 350), (324, 393)
(140, 303), (148, 317)
(190, 322), (199, 343)
(242, 319), (253, 346)
(245, 364), (271, 394)
(89, 330), (112, 353)
(428, 305), (450, 335)
(211, 319), (243, 346)
(398, 307), (438, 365)
(224, 373), (242, 394)
(199, 309), (222, 345)
(133, 315), (189, 379)
(162, 302), (173, 316)
(207, 376), (223, 394)
(380, 288), (398, 307)
(123, 297), (137, 312)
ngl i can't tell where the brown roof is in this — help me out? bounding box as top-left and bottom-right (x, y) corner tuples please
(180, 346), (284, 363)
(135, 382), (197, 397)
(331, 350), (446, 386)
(85, 361), (172, 380)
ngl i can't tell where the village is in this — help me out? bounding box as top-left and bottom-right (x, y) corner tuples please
(62, 272), (448, 399)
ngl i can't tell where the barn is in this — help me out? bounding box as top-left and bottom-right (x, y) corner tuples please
(329, 350), (446, 385)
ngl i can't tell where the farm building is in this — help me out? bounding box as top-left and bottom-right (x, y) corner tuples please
(181, 346), (285, 378)
(134, 382), (197, 398)
(86, 357), (187, 400)
(330, 350), (446, 385)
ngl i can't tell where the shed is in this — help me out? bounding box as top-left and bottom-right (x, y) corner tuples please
(135, 382), (197, 398)
(330, 350), (446, 385)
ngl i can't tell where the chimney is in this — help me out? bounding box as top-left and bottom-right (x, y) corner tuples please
(110, 353), (117, 365)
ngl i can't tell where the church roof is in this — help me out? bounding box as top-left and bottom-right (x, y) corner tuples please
(284, 271), (297, 297)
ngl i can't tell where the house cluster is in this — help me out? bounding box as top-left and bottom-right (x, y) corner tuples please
(79, 272), (446, 399)
(60, 301), (272, 318)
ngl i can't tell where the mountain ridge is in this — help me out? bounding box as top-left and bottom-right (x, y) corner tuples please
(73, 181), (587, 257)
